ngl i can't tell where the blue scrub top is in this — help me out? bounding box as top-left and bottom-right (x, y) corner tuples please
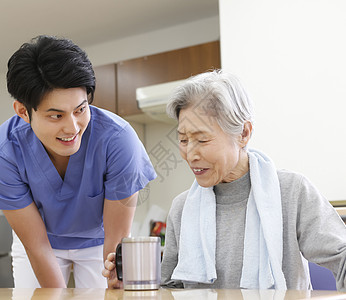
(0, 106), (156, 249)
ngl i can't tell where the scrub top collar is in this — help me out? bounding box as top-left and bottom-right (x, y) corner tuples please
(25, 123), (91, 198)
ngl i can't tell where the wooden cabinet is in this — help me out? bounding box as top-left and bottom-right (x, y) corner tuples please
(91, 41), (221, 117)
(116, 41), (221, 116)
(92, 64), (117, 113)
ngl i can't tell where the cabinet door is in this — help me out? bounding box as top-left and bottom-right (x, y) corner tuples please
(117, 41), (221, 116)
(92, 64), (117, 113)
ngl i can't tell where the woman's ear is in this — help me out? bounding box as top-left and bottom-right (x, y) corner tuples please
(240, 121), (253, 147)
(13, 100), (30, 124)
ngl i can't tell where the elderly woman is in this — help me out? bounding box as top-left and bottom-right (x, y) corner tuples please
(103, 70), (346, 290)
(159, 70), (346, 290)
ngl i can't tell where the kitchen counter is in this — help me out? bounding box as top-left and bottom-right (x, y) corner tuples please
(0, 288), (346, 300)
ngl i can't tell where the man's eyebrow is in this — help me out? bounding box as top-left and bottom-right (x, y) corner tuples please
(45, 100), (88, 113)
(75, 100), (88, 110)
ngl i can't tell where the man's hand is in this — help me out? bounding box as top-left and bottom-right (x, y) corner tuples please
(102, 252), (123, 289)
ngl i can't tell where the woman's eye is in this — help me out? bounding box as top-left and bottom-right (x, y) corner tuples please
(199, 140), (209, 143)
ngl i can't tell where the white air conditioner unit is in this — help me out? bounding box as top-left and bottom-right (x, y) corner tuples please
(136, 80), (185, 124)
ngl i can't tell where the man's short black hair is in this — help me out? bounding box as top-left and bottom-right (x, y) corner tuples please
(7, 35), (95, 119)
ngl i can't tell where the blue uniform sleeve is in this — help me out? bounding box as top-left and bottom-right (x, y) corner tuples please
(0, 154), (33, 210)
(104, 124), (156, 200)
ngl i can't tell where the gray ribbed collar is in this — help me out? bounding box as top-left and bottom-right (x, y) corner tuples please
(213, 172), (251, 204)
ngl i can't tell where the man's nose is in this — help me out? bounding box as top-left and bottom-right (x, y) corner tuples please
(64, 115), (79, 133)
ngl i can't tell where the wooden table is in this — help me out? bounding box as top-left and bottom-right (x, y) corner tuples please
(0, 288), (345, 300)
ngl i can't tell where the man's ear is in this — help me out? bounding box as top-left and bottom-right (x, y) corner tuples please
(13, 100), (30, 124)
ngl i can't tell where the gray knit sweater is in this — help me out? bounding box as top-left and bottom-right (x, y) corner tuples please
(161, 170), (346, 290)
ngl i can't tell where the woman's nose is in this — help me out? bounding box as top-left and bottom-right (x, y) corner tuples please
(186, 142), (200, 162)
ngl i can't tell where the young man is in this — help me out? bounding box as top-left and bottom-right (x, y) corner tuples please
(0, 35), (156, 288)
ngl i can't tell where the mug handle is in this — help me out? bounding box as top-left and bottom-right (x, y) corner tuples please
(115, 243), (123, 281)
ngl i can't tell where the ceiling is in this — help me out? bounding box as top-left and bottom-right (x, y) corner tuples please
(0, 0), (219, 74)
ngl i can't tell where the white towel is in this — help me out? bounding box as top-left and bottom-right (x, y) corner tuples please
(241, 149), (287, 289)
(171, 179), (217, 283)
(172, 148), (287, 289)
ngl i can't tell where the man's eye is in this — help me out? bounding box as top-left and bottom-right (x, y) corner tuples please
(50, 114), (62, 119)
(76, 106), (86, 113)
(179, 139), (188, 144)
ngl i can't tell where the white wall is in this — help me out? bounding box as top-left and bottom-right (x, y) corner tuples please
(219, 0), (346, 201)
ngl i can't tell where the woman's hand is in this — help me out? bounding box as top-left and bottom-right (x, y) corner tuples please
(102, 252), (123, 289)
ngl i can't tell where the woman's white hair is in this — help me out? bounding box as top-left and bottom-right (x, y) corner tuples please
(166, 69), (254, 138)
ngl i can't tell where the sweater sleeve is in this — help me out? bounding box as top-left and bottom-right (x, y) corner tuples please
(295, 175), (346, 291)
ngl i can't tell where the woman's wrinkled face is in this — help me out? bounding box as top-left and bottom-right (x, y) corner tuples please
(178, 106), (248, 187)
(18, 87), (90, 163)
